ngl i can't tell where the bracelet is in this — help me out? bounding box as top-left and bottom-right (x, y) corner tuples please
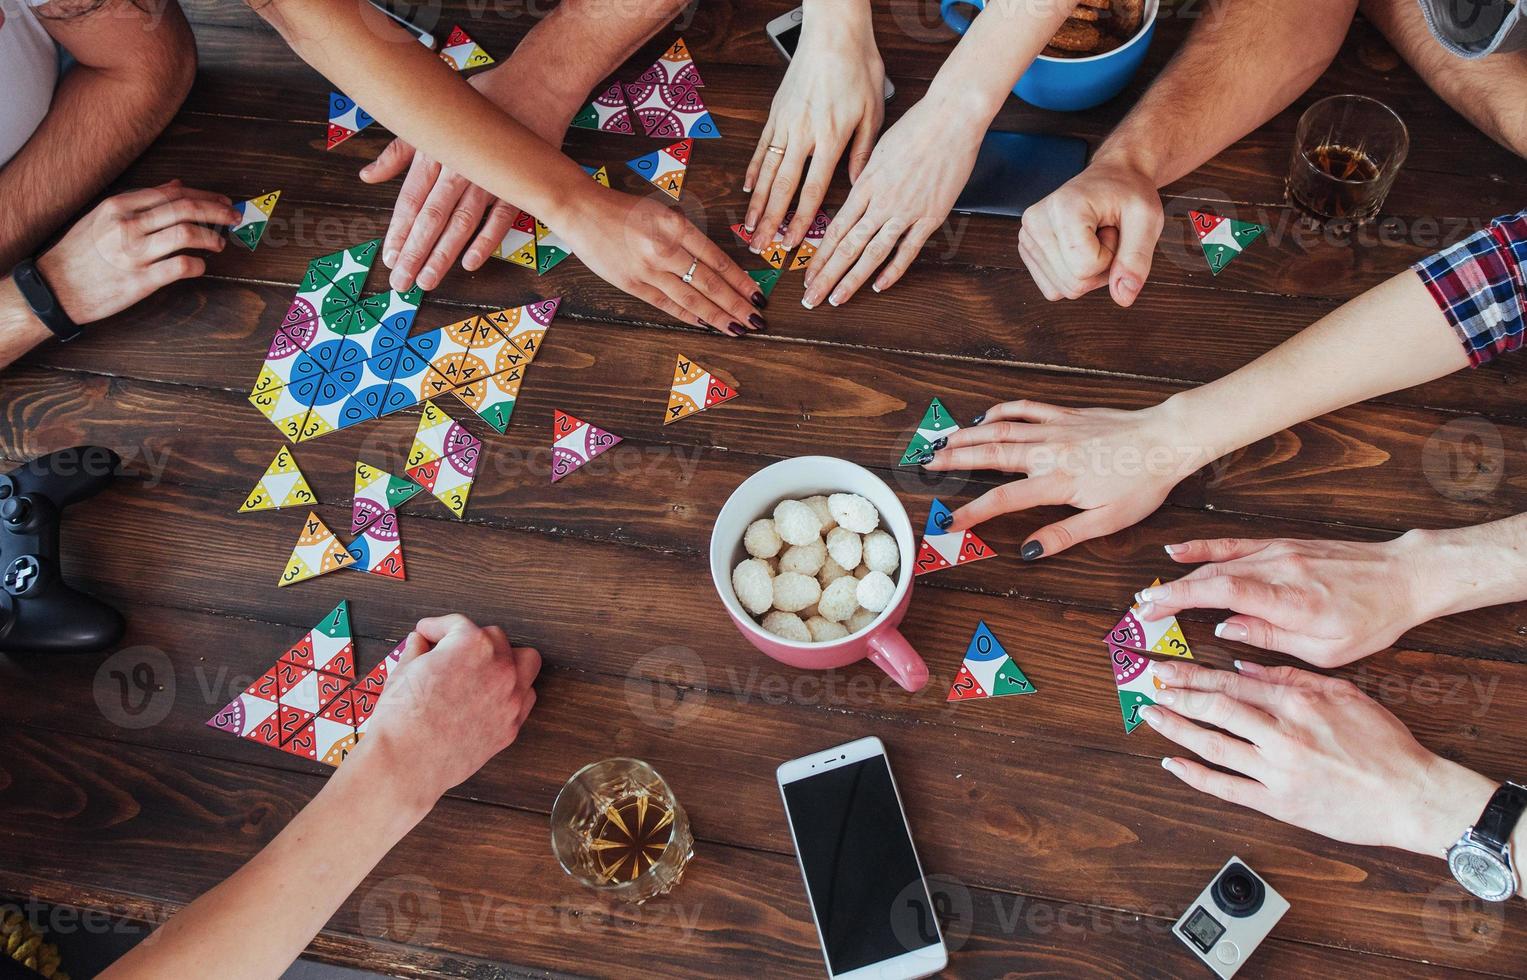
(10, 257), (80, 343)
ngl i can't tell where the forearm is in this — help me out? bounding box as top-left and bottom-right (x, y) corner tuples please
(1403, 757), (1526, 900)
(0, 6), (195, 270)
(257, 0), (595, 227)
(101, 734), (435, 979)
(1406, 515), (1527, 620)
(480, 0), (688, 111)
(1094, 0), (1357, 184)
(924, 0), (1077, 124)
(1161, 271), (1468, 459)
(0, 278), (51, 370)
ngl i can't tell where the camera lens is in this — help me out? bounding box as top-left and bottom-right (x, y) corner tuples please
(1211, 863), (1265, 918)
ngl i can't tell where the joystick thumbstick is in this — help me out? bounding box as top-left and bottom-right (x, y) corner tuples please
(0, 474), (14, 500)
(1, 497), (30, 526)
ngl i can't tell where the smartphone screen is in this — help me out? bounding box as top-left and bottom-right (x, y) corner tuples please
(774, 22), (803, 56)
(781, 755), (937, 975)
(953, 131), (1089, 218)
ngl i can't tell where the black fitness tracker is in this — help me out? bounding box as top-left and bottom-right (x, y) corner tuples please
(11, 257), (80, 343)
(1447, 781), (1527, 902)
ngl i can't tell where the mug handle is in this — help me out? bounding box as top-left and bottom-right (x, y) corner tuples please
(939, 0), (986, 36)
(867, 629), (929, 692)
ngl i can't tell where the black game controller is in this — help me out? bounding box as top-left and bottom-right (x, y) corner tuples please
(0, 446), (125, 654)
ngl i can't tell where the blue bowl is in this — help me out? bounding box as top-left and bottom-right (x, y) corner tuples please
(940, 0), (1159, 112)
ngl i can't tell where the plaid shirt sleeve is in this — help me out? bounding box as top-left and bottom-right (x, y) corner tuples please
(1413, 210), (1527, 367)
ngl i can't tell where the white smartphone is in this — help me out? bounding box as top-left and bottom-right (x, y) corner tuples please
(766, 6), (896, 101)
(777, 737), (947, 979)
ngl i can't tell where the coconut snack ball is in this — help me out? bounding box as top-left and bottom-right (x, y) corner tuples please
(733, 493), (899, 642)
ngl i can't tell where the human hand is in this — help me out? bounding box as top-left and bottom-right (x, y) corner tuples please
(35, 180), (237, 325)
(1135, 534), (1430, 667)
(360, 65), (578, 291)
(1144, 659), (1497, 856)
(1017, 156), (1163, 307)
(800, 95), (983, 308)
(743, 3), (884, 253)
(922, 397), (1208, 559)
(363, 614), (540, 804)
(560, 188), (766, 336)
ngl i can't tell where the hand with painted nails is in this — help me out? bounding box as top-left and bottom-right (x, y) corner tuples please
(1144, 660), (1503, 861)
(923, 398), (1208, 559)
(800, 96), (983, 309)
(1018, 156), (1163, 307)
(1135, 535), (1432, 668)
(743, 1), (884, 259)
(558, 189), (766, 336)
(361, 65), (578, 293)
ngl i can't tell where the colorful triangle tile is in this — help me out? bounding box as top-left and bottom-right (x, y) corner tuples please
(731, 221), (789, 269)
(438, 25), (494, 70)
(278, 600), (355, 679)
(230, 191), (280, 250)
(627, 139), (691, 200)
(787, 210), (830, 271)
(748, 268), (782, 298)
(279, 511), (356, 586)
(665, 353), (738, 424)
(240, 446), (317, 513)
(551, 410), (622, 483)
(326, 92), (374, 150)
(1111, 645), (1165, 733)
(946, 621), (1035, 701)
(572, 82), (636, 134)
(625, 80), (720, 139)
(352, 460), (422, 534)
(914, 526), (996, 576)
(1104, 578), (1194, 658)
(636, 37), (704, 88)
(346, 508), (406, 579)
(900, 397), (960, 465)
(1188, 210), (1265, 276)
(924, 498), (954, 536)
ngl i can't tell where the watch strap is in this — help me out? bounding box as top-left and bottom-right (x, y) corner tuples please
(11, 257), (81, 342)
(1474, 781), (1527, 851)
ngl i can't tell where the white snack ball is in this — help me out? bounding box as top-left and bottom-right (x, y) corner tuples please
(828, 492), (879, 534)
(806, 616), (850, 643)
(743, 518), (783, 560)
(731, 559), (775, 616)
(861, 529), (899, 575)
(772, 572), (822, 613)
(817, 575), (861, 622)
(773, 499), (824, 546)
(780, 539), (826, 576)
(856, 570), (896, 612)
(762, 610), (811, 643)
(803, 494), (837, 532)
(825, 526), (863, 571)
(846, 607), (879, 632)
(818, 556), (851, 588)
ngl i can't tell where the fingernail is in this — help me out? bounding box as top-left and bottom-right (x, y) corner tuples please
(803, 272), (815, 289)
(743, 183), (752, 193)
(1215, 622), (1249, 641)
(751, 291), (767, 307)
(971, 413), (986, 426)
(1154, 688), (1177, 705)
(1140, 705), (1161, 726)
(930, 437), (948, 451)
(909, 450), (935, 466)
(1234, 659), (1265, 676)
(1020, 541), (1043, 561)
(1137, 601), (1156, 618)
(1164, 543), (1186, 555)
(744, 218), (756, 233)
(828, 292), (844, 307)
(749, 244), (762, 254)
(748, 313), (766, 331)
(1161, 757), (1182, 775)
(1119, 276), (1139, 296)
(1153, 661), (1181, 683)
(1137, 585), (1168, 603)
(872, 282), (883, 293)
(698, 319), (710, 329)
(729, 320), (748, 335)
(383, 249), (399, 266)
(801, 297), (816, 310)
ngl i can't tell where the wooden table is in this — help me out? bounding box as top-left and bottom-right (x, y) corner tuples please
(3, 2), (1525, 977)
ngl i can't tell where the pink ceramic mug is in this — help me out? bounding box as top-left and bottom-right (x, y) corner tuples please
(709, 456), (928, 692)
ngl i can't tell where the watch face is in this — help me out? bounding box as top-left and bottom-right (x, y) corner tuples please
(1449, 843), (1514, 902)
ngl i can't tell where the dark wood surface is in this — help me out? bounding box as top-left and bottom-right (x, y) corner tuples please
(2, 2), (1525, 977)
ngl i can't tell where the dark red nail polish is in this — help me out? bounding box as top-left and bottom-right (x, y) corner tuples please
(752, 291), (767, 307)
(748, 313), (766, 331)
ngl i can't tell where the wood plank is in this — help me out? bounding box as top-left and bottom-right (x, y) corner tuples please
(3, 364), (1525, 664)
(17, 282), (1527, 536)
(4, 728), (1487, 979)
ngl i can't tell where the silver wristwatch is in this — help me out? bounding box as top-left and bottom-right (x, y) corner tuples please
(1446, 781), (1527, 902)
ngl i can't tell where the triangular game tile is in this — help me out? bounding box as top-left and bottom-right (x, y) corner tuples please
(438, 25), (494, 70)
(899, 397), (960, 465)
(636, 37), (704, 88)
(627, 139), (691, 201)
(551, 410), (622, 482)
(1188, 210), (1264, 276)
(946, 621), (1034, 701)
(230, 191), (280, 250)
(352, 460), (422, 534)
(327, 92), (374, 150)
(346, 508), (406, 579)
(1104, 578), (1193, 658)
(665, 353), (738, 424)
(240, 446), (316, 513)
(278, 512), (356, 586)
(748, 268), (782, 298)
(1111, 645), (1165, 733)
(788, 210), (830, 271)
(572, 82), (636, 134)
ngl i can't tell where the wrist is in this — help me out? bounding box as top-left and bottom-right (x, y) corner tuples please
(33, 248), (86, 325)
(1400, 519), (1527, 621)
(0, 275), (54, 348)
(1151, 389), (1239, 469)
(348, 727), (444, 822)
(1395, 755), (1498, 858)
(1092, 136), (1168, 188)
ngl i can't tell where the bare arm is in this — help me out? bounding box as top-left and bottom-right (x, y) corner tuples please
(1096, 0), (1358, 183)
(102, 616), (540, 980)
(0, 0), (197, 269)
(1360, 0), (1527, 158)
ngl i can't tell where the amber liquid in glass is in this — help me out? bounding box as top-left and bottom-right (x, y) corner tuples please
(587, 793), (675, 883)
(1290, 143), (1383, 220)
